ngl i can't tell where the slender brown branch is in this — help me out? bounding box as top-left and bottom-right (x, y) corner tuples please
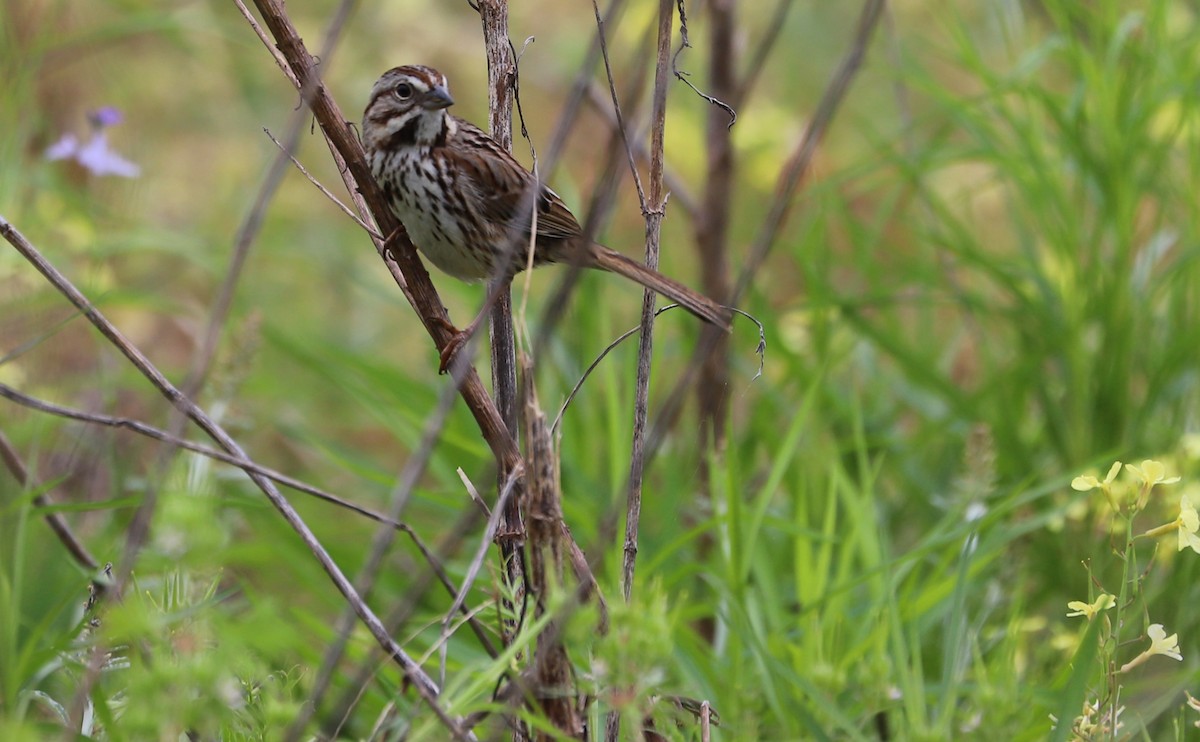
(0, 384), (403, 533)
(244, 0), (523, 479)
(731, 0), (796, 109)
(476, 4), (528, 677)
(287, 356), (499, 739)
(733, 0), (885, 303)
(0, 427), (98, 570)
(233, 0), (292, 83)
(479, 0), (519, 437)
(581, 82), (698, 221)
(0, 216), (472, 740)
(608, 4), (676, 738)
(622, 0), (675, 603)
(541, 0), (630, 179)
(645, 0), (886, 468)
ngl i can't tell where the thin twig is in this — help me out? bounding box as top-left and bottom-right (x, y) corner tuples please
(0, 384), (397, 528)
(644, 0), (885, 469)
(550, 304), (680, 435)
(731, 0), (797, 109)
(581, 82), (698, 220)
(287, 349), (498, 739)
(0, 216), (472, 740)
(2, 387), (492, 672)
(0, 427), (98, 570)
(590, 0), (648, 209)
(233, 0), (294, 84)
(670, 0), (737, 127)
(733, 0), (885, 303)
(245, 0), (523, 478)
(607, 3), (676, 738)
(441, 468), (523, 651)
(263, 127), (381, 239)
(621, 0), (675, 603)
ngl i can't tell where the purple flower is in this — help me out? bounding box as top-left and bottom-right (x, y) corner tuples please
(89, 107), (123, 129)
(76, 132), (140, 177)
(45, 106), (139, 178)
(45, 134), (80, 161)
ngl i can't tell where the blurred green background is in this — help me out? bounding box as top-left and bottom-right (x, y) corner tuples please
(4, 0), (1200, 739)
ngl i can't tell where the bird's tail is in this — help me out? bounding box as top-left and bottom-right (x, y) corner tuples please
(587, 244), (731, 330)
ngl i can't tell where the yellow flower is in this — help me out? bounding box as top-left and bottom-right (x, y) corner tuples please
(1066, 594), (1116, 619)
(1119, 623), (1182, 672)
(1138, 495), (1200, 553)
(1126, 460), (1181, 488)
(1186, 692), (1200, 728)
(1126, 460), (1181, 510)
(1071, 461), (1122, 492)
(1180, 496), (1200, 553)
(1072, 461), (1123, 512)
(1148, 624), (1182, 660)
(1049, 698), (1123, 738)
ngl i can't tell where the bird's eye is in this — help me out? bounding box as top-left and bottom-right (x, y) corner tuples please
(394, 83), (414, 100)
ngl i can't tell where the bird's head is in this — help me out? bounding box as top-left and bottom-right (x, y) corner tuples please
(363, 65), (455, 150)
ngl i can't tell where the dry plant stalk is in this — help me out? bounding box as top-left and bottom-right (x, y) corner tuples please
(475, 0), (529, 665)
(0, 217), (472, 740)
(246, 0), (523, 476)
(520, 354), (584, 739)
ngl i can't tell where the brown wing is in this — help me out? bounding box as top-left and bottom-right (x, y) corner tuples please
(446, 118), (583, 250)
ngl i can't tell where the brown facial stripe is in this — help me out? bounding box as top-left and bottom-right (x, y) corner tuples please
(433, 117), (449, 148)
(391, 65), (444, 89)
(385, 117), (421, 149)
(365, 67), (445, 117)
(364, 83), (400, 118)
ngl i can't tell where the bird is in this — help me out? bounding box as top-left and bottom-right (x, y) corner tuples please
(362, 64), (730, 368)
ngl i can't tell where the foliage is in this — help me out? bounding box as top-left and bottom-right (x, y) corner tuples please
(3, 0), (1200, 739)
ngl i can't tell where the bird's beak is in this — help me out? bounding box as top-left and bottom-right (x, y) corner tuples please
(422, 85), (454, 110)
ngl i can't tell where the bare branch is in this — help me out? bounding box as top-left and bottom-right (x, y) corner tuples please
(0, 427), (98, 570)
(0, 216), (473, 740)
(589, 0), (648, 208)
(618, 0), (676, 608)
(671, 0), (737, 127)
(244, 0), (524, 479)
(732, 0), (796, 109)
(643, 0), (885, 473)
(263, 127), (381, 239)
(733, 0), (885, 303)
(581, 82), (698, 220)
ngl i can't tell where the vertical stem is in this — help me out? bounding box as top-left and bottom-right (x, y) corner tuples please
(620, 0), (674, 604)
(693, 0), (736, 644)
(697, 0), (735, 448)
(479, 2), (517, 434)
(478, 4), (528, 741)
(608, 0), (674, 738)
